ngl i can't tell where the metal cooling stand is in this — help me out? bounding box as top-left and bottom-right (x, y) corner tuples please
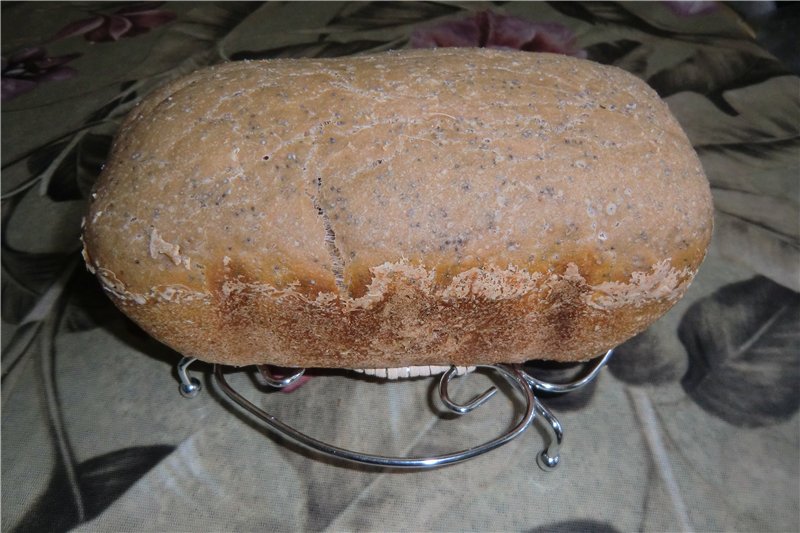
(176, 349), (613, 470)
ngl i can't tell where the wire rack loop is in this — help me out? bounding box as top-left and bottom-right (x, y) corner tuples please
(175, 350), (613, 470)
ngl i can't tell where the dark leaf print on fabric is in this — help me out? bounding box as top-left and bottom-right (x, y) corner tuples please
(1, 250), (78, 380)
(608, 328), (683, 385)
(50, 1), (177, 43)
(43, 133), (113, 202)
(77, 445), (176, 519)
(1, 246), (75, 324)
(3, 83), (134, 201)
(583, 39), (642, 66)
(325, 1), (462, 32)
(11, 453), (80, 533)
(648, 49), (790, 116)
(12, 445), (175, 533)
(61, 265), (120, 333)
(529, 519), (621, 533)
(229, 39), (395, 61)
(547, 1), (671, 37)
(410, 10), (586, 57)
(25, 139), (71, 181)
(679, 276), (800, 427)
(2, 244), (114, 341)
(1, 47), (80, 101)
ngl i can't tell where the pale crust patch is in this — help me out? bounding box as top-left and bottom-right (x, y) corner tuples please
(92, 257), (692, 313)
(95, 266), (208, 306)
(149, 228), (190, 269)
(584, 259), (694, 310)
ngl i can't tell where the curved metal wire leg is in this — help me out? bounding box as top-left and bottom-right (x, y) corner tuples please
(535, 400), (564, 471)
(515, 350), (613, 470)
(214, 364), (536, 469)
(257, 365), (306, 388)
(518, 349), (614, 394)
(177, 350), (614, 467)
(438, 366), (498, 414)
(177, 357), (201, 398)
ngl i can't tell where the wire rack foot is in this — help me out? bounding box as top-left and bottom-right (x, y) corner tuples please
(175, 350), (613, 470)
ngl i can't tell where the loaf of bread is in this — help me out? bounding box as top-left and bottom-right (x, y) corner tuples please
(81, 48), (713, 368)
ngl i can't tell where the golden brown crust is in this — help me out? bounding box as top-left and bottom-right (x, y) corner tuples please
(82, 48), (713, 367)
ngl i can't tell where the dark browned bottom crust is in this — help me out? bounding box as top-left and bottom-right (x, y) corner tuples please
(110, 261), (686, 368)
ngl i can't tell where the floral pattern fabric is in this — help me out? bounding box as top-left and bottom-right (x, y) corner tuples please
(2, 2), (798, 532)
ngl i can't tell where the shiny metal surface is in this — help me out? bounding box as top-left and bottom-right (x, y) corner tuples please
(175, 350), (613, 470)
(177, 357), (201, 398)
(214, 364), (535, 469)
(518, 349), (614, 394)
(535, 400), (564, 471)
(438, 366), (499, 414)
(256, 365), (306, 388)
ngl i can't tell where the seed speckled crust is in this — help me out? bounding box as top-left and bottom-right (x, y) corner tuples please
(82, 48), (713, 367)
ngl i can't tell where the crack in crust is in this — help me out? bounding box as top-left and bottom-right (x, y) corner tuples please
(307, 176), (346, 292)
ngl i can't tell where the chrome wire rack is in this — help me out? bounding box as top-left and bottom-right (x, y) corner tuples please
(176, 349), (613, 470)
